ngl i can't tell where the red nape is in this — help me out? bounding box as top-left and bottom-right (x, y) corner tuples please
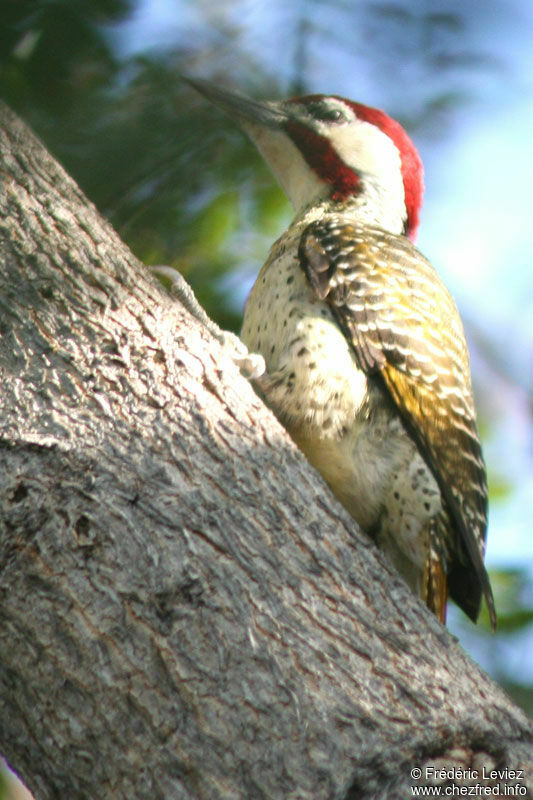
(342, 99), (424, 241)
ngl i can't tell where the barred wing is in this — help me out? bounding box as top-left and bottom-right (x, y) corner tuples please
(299, 219), (495, 627)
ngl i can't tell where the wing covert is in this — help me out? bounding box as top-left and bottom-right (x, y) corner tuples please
(298, 219), (495, 627)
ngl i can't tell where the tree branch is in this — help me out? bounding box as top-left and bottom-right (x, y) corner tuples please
(0, 101), (531, 800)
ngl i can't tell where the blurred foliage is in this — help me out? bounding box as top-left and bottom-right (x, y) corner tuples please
(1, 0), (531, 734)
(1, 0), (294, 329)
(0, 0), (504, 328)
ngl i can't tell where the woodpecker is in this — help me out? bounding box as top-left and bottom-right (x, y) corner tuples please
(186, 77), (496, 629)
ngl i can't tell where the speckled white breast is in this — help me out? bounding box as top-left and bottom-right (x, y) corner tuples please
(241, 225), (367, 438)
(240, 214), (443, 594)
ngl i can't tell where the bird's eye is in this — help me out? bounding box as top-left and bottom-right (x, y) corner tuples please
(309, 104), (344, 123)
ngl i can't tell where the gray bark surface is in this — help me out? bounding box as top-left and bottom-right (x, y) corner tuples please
(0, 100), (532, 800)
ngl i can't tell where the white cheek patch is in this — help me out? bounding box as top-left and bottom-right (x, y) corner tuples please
(314, 118), (407, 233)
(243, 113), (408, 233)
(326, 120), (405, 204)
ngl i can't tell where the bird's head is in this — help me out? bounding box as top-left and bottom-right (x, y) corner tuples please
(186, 78), (424, 241)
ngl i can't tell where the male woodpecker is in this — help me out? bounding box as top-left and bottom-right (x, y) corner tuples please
(186, 77), (496, 629)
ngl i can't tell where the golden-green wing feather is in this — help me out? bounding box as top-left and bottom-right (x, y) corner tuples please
(299, 219), (495, 628)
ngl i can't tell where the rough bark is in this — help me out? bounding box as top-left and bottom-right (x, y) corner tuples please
(0, 100), (531, 800)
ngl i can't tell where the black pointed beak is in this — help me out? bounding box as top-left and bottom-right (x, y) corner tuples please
(183, 76), (289, 130)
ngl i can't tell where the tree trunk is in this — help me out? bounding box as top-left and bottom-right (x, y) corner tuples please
(0, 100), (531, 800)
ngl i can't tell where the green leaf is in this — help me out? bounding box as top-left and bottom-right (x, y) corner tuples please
(193, 191), (240, 257)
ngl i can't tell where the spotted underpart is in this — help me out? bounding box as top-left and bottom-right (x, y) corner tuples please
(241, 209), (495, 627)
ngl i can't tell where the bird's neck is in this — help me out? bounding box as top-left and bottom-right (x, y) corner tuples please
(292, 180), (409, 236)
